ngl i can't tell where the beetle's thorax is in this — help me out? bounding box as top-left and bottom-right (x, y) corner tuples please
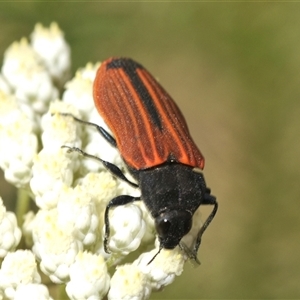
(138, 163), (205, 216)
(137, 163), (206, 249)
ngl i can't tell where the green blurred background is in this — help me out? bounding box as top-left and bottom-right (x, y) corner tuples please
(1, 2), (300, 299)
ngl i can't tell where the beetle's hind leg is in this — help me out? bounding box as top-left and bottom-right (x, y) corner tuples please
(59, 113), (117, 147)
(62, 145), (138, 188)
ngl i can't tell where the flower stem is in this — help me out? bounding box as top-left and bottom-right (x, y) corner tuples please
(15, 188), (30, 226)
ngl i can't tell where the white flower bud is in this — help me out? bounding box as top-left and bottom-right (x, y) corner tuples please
(32, 209), (83, 284)
(41, 101), (82, 152)
(134, 246), (186, 291)
(2, 38), (41, 89)
(2, 38), (58, 115)
(31, 22), (71, 87)
(0, 250), (41, 300)
(106, 204), (146, 256)
(108, 264), (151, 300)
(57, 185), (99, 246)
(30, 149), (74, 209)
(66, 251), (110, 300)
(77, 172), (118, 208)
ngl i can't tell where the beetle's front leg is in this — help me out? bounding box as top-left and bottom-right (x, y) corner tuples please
(104, 195), (141, 253)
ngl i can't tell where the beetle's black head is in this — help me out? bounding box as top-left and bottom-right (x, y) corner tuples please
(155, 210), (192, 249)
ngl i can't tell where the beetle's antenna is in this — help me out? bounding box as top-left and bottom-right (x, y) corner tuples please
(147, 246), (163, 265)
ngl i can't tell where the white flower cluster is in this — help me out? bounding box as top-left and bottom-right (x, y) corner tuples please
(0, 250), (53, 300)
(0, 23), (200, 300)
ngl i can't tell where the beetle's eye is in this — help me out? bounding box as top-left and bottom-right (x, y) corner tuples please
(156, 218), (171, 237)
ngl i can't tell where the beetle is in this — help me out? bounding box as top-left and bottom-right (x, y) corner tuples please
(63, 57), (218, 263)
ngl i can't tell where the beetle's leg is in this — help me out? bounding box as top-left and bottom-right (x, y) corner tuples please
(62, 145), (138, 188)
(104, 195), (141, 253)
(59, 113), (116, 147)
(193, 192), (218, 257)
(179, 242), (201, 265)
(59, 114), (136, 186)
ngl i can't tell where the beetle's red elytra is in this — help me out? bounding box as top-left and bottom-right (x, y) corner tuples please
(93, 57), (205, 170)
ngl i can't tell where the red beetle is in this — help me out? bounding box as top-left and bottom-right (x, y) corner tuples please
(65, 57), (218, 263)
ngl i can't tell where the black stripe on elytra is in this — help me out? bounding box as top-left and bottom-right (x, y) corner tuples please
(107, 58), (162, 130)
